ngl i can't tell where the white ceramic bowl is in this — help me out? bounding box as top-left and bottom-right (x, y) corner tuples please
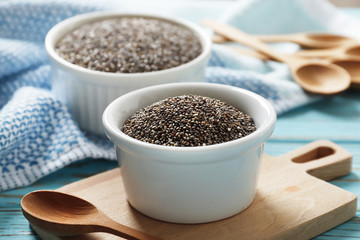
(45, 11), (211, 136)
(103, 82), (276, 224)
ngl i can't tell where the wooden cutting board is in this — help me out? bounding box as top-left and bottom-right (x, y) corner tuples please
(29, 140), (357, 240)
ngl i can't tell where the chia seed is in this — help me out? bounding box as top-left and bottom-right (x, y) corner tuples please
(55, 17), (202, 73)
(122, 95), (257, 147)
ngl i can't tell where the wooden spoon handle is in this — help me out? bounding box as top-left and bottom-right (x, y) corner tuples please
(226, 46), (271, 61)
(212, 34), (228, 43)
(97, 217), (163, 240)
(212, 34), (299, 44)
(256, 34), (300, 42)
(294, 49), (337, 58)
(202, 19), (288, 63)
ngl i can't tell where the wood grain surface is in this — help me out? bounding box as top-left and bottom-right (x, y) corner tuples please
(19, 140), (356, 240)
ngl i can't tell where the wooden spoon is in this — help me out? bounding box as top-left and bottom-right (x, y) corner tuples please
(203, 19), (351, 95)
(295, 44), (360, 59)
(331, 58), (360, 85)
(212, 33), (357, 49)
(21, 190), (161, 240)
(228, 46), (360, 85)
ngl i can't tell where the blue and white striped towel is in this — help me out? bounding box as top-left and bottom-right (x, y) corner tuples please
(1, 0), (360, 191)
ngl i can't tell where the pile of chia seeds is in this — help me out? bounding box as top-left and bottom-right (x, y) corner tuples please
(122, 95), (256, 147)
(55, 17), (202, 73)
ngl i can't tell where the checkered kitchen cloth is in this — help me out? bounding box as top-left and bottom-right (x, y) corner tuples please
(1, 0), (360, 191)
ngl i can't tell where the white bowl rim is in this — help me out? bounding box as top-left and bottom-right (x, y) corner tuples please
(45, 10), (212, 81)
(103, 82), (277, 156)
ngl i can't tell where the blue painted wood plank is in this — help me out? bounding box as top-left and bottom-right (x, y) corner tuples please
(272, 91), (360, 141)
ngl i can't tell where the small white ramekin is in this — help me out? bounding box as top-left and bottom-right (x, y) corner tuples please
(103, 82), (276, 224)
(45, 11), (211, 136)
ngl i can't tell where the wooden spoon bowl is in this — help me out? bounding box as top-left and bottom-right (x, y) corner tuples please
(203, 19), (351, 95)
(332, 59), (360, 84)
(295, 44), (360, 59)
(21, 190), (161, 240)
(294, 60), (351, 93)
(345, 45), (360, 57)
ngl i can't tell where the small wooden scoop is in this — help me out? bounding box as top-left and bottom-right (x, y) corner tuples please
(203, 19), (351, 95)
(212, 32), (357, 49)
(228, 46), (360, 86)
(295, 45), (360, 86)
(21, 190), (162, 240)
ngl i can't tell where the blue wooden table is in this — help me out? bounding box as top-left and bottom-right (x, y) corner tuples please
(1, 3), (360, 240)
